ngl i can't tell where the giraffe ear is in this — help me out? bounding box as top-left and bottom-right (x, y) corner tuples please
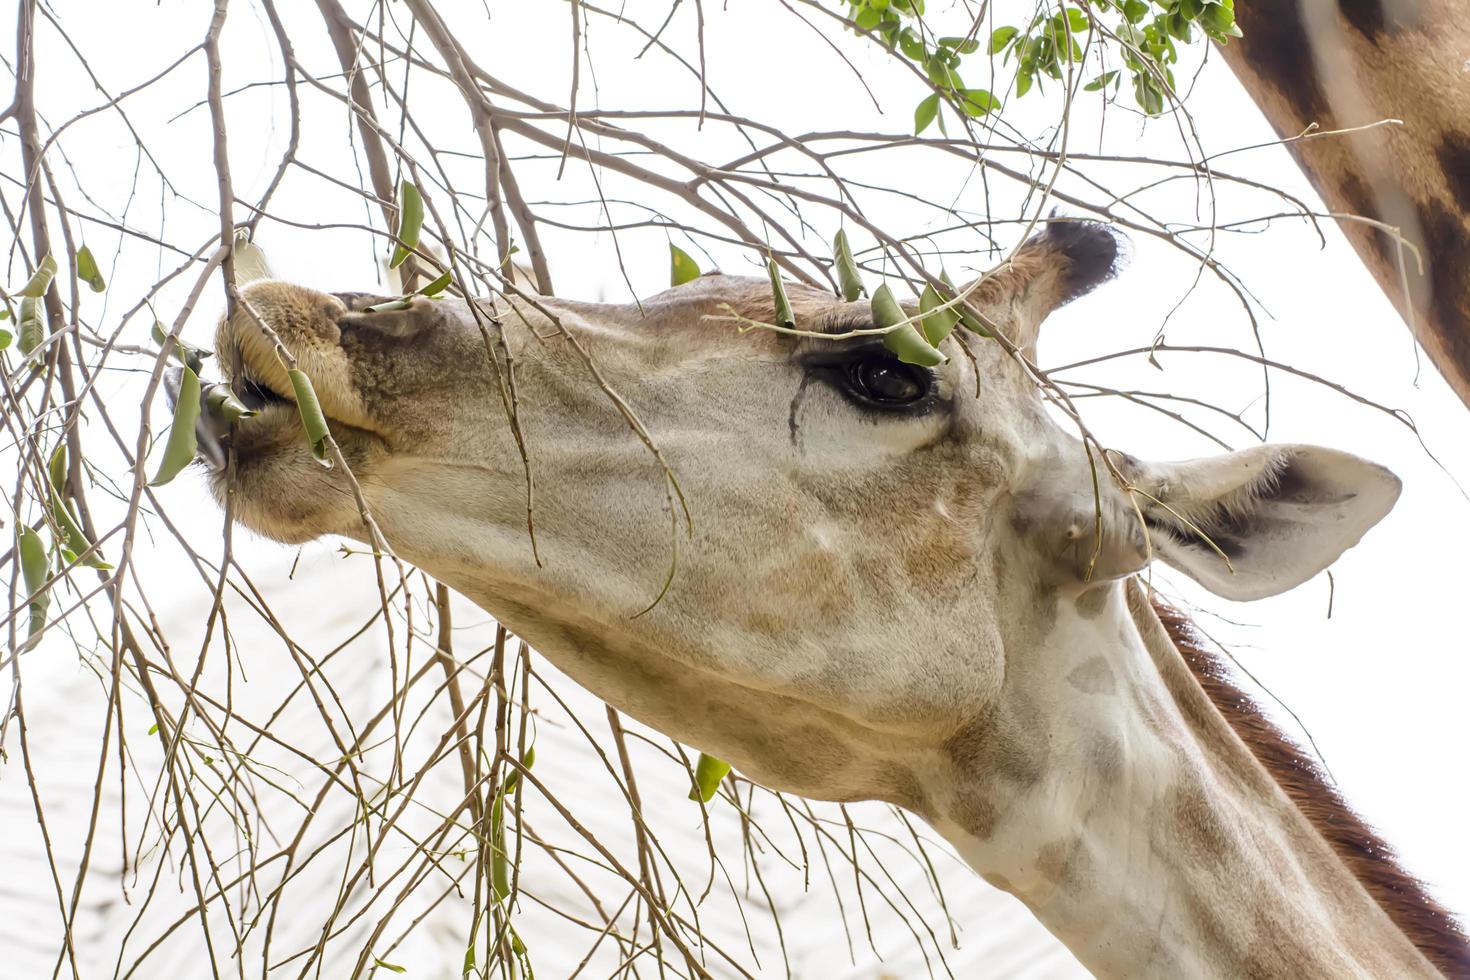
(1133, 446), (1401, 600)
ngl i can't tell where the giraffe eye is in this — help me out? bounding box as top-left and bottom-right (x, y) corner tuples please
(801, 343), (939, 414)
(840, 353), (933, 408)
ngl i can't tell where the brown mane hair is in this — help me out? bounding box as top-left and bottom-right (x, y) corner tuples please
(1152, 597), (1470, 978)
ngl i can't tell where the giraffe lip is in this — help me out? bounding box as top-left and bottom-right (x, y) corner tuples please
(221, 341), (293, 408)
(162, 357), (302, 472)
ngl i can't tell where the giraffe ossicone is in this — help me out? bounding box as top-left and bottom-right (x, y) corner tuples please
(202, 221), (1466, 978)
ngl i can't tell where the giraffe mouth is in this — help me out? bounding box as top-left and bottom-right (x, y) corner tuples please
(235, 372), (292, 411)
(161, 346), (327, 473)
(166, 293), (404, 474)
(163, 366), (292, 471)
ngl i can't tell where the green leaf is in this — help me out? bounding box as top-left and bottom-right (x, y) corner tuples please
(204, 384), (257, 424)
(871, 282), (905, 327)
(504, 744), (535, 794)
(47, 444), (109, 570)
(1016, 67), (1035, 98)
(48, 441), (67, 492)
(363, 298), (413, 313)
(18, 525), (49, 646)
(926, 58), (963, 91)
(0, 328), (11, 350)
(958, 304), (993, 338)
(767, 255), (795, 328)
(1133, 75), (1165, 114)
(898, 27), (925, 59)
(669, 243), (701, 286)
(988, 25), (1019, 54)
(1122, 0), (1149, 23)
(147, 722), (159, 735)
(75, 245), (105, 292)
(418, 269), (453, 296)
(287, 369), (333, 465)
(491, 790), (510, 901)
(854, 5), (881, 30)
(54, 517), (109, 569)
(1065, 7), (1090, 31)
(959, 88), (998, 117)
(1084, 69), (1120, 91)
(874, 283), (946, 366)
(833, 229), (866, 301)
(918, 272), (961, 345)
(939, 35), (981, 53)
(18, 296), (45, 355)
(1166, 10), (1193, 42)
(884, 323), (946, 365)
(688, 753), (732, 802)
(1201, 2), (1241, 36)
(18, 255), (58, 298)
(913, 92), (940, 135)
(390, 180), (424, 269)
(373, 960), (407, 974)
(151, 365), (201, 486)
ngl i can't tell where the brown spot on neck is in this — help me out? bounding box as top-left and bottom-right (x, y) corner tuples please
(1227, 0), (1330, 121)
(1066, 656), (1116, 695)
(1434, 133), (1470, 214)
(1416, 199), (1470, 368)
(1035, 837), (1083, 885)
(1153, 598), (1470, 977)
(1336, 0), (1422, 39)
(1074, 585), (1110, 618)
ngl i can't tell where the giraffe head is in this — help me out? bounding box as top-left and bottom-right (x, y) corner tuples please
(206, 221), (1399, 805)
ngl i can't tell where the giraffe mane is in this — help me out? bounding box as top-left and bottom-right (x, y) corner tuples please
(1152, 597), (1470, 978)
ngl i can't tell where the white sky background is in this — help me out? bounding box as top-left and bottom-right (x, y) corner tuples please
(4, 0), (1468, 971)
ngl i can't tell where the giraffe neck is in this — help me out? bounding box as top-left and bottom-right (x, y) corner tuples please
(1216, 2), (1470, 407)
(924, 580), (1438, 979)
